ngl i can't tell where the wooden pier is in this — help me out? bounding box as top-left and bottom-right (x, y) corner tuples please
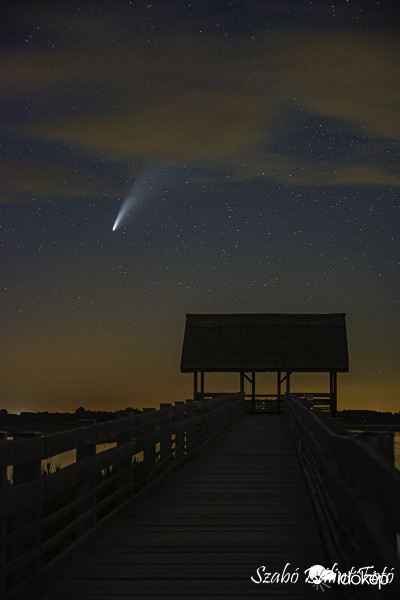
(2, 394), (399, 600)
(42, 415), (338, 599)
(3, 314), (400, 598)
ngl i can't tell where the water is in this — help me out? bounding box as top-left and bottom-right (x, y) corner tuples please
(42, 442), (117, 471)
(6, 441), (117, 483)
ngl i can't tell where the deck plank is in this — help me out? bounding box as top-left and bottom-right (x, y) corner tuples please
(43, 415), (339, 599)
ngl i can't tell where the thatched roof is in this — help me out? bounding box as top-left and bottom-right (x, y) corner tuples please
(180, 313), (349, 373)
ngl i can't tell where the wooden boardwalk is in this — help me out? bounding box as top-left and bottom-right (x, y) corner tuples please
(43, 415), (340, 599)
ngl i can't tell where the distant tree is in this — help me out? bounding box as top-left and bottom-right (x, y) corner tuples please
(75, 406), (86, 414)
(123, 407), (136, 412)
(0, 408), (8, 415)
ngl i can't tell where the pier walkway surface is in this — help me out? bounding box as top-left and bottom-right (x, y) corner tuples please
(43, 415), (339, 599)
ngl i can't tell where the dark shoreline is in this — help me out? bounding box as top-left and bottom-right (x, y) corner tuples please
(1, 408), (399, 435)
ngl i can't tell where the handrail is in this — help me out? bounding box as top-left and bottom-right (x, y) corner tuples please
(0, 393), (245, 600)
(285, 393), (400, 591)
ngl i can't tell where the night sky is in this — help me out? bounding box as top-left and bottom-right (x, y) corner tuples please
(1, 1), (399, 413)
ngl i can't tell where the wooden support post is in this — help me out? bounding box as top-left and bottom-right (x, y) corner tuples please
(277, 371), (282, 414)
(193, 372), (198, 400)
(200, 372), (205, 398)
(240, 372), (244, 395)
(286, 371), (291, 394)
(330, 371), (337, 416)
(251, 371), (256, 413)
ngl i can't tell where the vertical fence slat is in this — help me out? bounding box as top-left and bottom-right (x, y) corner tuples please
(115, 422), (133, 505)
(141, 409), (157, 481)
(76, 427), (96, 535)
(159, 404), (173, 465)
(8, 433), (43, 597)
(184, 399), (197, 456)
(0, 432), (8, 596)
(173, 402), (185, 461)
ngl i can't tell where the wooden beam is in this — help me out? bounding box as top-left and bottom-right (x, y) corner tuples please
(277, 371), (281, 414)
(251, 371), (256, 413)
(279, 372), (291, 384)
(286, 371), (291, 394)
(330, 371), (337, 416)
(243, 372), (253, 384)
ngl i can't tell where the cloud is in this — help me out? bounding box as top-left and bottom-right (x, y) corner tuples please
(2, 8), (399, 192)
(0, 158), (122, 203)
(231, 153), (400, 187)
(284, 31), (400, 139)
(332, 163), (400, 186)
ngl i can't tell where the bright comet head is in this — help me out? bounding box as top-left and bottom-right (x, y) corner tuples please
(112, 194), (137, 231)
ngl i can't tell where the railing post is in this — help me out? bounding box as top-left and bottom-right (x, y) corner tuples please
(0, 431), (8, 489)
(12, 432), (43, 594)
(76, 425), (96, 532)
(184, 399), (197, 455)
(116, 421), (133, 499)
(142, 408), (157, 480)
(13, 432), (42, 484)
(159, 404), (173, 465)
(197, 399), (207, 444)
(173, 402), (186, 461)
(0, 432), (8, 597)
(251, 371), (256, 413)
(193, 372), (198, 400)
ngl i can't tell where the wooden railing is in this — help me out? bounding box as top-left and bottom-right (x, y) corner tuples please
(286, 393), (400, 594)
(0, 393), (245, 600)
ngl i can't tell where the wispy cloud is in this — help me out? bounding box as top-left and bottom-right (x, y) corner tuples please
(2, 6), (399, 202)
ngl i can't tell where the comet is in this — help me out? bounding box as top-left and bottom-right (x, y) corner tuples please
(112, 165), (164, 232)
(112, 195), (137, 231)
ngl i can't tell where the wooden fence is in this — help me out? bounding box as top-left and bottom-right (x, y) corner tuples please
(286, 393), (400, 596)
(0, 393), (244, 600)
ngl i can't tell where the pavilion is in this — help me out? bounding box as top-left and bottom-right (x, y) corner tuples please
(180, 313), (349, 414)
